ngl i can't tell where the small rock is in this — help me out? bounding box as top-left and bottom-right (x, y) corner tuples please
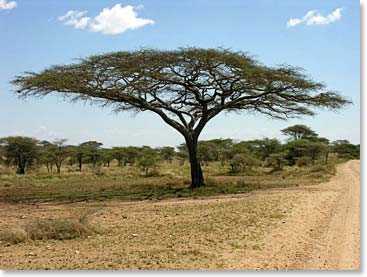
(6, 243), (10, 247)
(75, 250), (80, 254)
(132, 233), (138, 237)
(20, 215), (27, 219)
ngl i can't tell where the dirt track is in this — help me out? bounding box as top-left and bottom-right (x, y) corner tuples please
(245, 160), (360, 270)
(0, 160), (360, 270)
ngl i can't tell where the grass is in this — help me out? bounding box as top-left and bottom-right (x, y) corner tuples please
(0, 158), (344, 204)
(0, 210), (99, 245)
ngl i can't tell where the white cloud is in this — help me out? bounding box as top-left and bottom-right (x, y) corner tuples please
(58, 10), (90, 29)
(287, 8), (342, 28)
(0, 0), (17, 10)
(58, 4), (154, 35)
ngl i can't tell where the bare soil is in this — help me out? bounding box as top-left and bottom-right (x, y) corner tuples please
(0, 160), (360, 270)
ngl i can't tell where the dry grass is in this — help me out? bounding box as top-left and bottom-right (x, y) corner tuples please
(0, 210), (98, 245)
(0, 159), (342, 204)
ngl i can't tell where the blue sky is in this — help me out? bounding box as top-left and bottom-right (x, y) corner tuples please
(0, 0), (360, 147)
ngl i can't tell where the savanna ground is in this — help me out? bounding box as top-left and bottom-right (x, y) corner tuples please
(0, 159), (360, 270)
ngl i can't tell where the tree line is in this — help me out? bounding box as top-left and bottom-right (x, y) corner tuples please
(0, 125), (359, 176)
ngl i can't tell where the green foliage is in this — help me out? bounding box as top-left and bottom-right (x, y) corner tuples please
(47, 139), (71, 174)
(332, 141), (360, 159)
(281, 125), (318, 141)
(80, 141), (103, 167)
(266, 153), (287, 171)
(229, 153), (260, 174)
(0, 136), (40, 174)
(158, 146), (176, 163)
(296, 157), (313, 167)
(100, 148), (114, 167)
(111, 147), (126, 166)
(137, 148), (161, 177)
(250, 138), (281, 161)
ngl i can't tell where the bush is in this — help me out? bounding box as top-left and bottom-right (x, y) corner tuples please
(296, 157), (312, 167)
(310, 165), (327, 173)
(25, 218), (94, 240)
(0, 225), (28, 244)
(0, 212), (98, 244)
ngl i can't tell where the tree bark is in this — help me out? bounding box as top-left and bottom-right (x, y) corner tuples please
(186, 137), (204, 189)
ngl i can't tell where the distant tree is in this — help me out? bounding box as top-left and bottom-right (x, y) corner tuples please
(281, 125), (318, 141)
(302, 142), (326, 165)
(284, 139), (310, 166)
(48, 139), (70, 174)
(229, 152), (259, 174)
(124, 147), (140, 166)
(332, 140), (350, 145)
(197, 141), (216, 166)
(80, 141), (103, 168)
(111, 147), (126, 166)
(223, 141), (254, 163)
(266, 153), (287, 171)
(0, 136), (39, 174)
(137, 149), (160, 177)
(310, 137), (330, 164)
(206, 138), (234, 166)
(158, 146), (176, 163)
(176, 144), (188, 166)
(332, 141), (360, 159)
(38, 140), (54, 173)
(71, 145), (88, 172)
(250, 138), (281, 161)
(13, 48), (350, 188)
(100, 148), (114, 167)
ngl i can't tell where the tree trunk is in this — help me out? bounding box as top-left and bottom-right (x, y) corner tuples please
(78, 160), (82, 172)
(56, 165), (61, 174)
(17, 165), (25, 174)
(186, 138), (204, 189)
(325, 152), (329, 164)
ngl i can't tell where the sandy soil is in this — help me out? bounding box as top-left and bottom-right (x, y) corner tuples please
(0, 160), (360, 270)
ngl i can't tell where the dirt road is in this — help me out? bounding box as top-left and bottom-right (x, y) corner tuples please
(0, 160), (360, 270)
(244, 160), (360, 270)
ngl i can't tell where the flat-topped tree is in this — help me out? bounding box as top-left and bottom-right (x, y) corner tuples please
(12, 48), (350, 188)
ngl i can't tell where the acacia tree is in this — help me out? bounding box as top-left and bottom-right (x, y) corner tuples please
(49, 139), (70, 174)
(281, 124), (318, 141)
(12, 48), (349, 188)
(80, 141), (103, 168)
(0, 136), (39, 174)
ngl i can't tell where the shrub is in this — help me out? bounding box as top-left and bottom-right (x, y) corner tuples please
(296, 157), (312, 167)
(0, 211), (98, 244)
(25, 218), (94, 240)
(0, 225), (28, 244)
(310, 165), (327, 173)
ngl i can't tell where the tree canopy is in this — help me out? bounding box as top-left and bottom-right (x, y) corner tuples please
(12, 48), (350, 188)
(281, 124), (318, 141)
(0, 136), (40, 174)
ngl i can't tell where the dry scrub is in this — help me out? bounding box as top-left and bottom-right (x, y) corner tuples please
(0, 210), (98, 245)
